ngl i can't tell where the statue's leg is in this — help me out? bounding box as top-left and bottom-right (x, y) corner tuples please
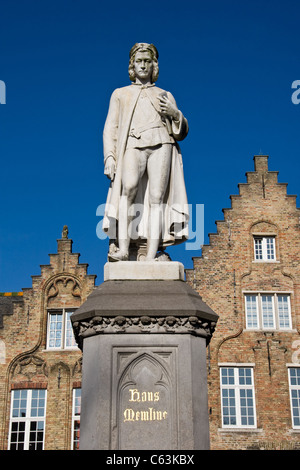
(146, 144), (173, 260)
(117, 148), (147, 259)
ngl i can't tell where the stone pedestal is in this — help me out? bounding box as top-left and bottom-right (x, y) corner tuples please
(71, 262), (218, 450)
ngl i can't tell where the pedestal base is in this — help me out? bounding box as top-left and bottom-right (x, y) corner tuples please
(79, 334), (210, 450)
(71, 262), (218, 450)
(104, 261), (185, 281)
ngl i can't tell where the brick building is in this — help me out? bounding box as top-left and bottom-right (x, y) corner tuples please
(0, 155), (299, 450)
(186, 155), (300, 450)
(0, 234), (96, 450)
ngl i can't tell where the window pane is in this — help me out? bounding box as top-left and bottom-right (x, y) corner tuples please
(239, 389), (255, 426)
(245, 295), (258, 328)
(239, 368), (252, 386)
(261, 295), (275, 328)
(30, 390), (46, 418)
(291, 389), (300, 427)
(12, 390), (28, 418)
(72, 389), (81, 449)
(254, 238), (263, 260)
(29, 420), (45, 450)
(65, 311), (77, 348)
(222, 389), (236, 425)
(277, 295), (291, 329)
(74, 389), (81, 415)
(290, 368), (300, 386)
(221, 368), (234, 385)
(9, 421), (26, 450)
(48, 312), (63, 348)
(265, 237), (275, 260)
(73, 420), (80, 450)
(289, 368), (300, 428)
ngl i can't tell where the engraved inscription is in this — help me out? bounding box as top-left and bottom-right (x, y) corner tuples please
(124, 407), (168, 422)
(124, 388), (167, 422)
(129, 388), (160, 402)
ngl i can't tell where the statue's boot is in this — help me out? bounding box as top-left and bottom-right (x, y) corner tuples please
(108, 250), (129, 262)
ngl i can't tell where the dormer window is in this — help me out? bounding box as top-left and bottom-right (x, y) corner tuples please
(254, 236), (276, 261)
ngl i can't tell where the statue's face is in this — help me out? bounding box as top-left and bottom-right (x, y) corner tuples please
(133, 51), (153, 83)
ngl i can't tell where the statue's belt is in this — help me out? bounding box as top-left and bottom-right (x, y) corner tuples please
(128, 121), (166, 139)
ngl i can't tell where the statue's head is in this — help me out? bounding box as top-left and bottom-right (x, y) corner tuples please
(129, 43), (159, 83)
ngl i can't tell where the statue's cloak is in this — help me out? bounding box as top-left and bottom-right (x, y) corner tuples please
(102, 83), (189, 248)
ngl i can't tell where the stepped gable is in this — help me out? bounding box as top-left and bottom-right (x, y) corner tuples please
(186, 155), (300, 281)
(0, 229), (97, 331)
(185, 154), (300, 339)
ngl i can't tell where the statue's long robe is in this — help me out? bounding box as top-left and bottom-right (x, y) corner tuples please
(102, 83), (189, 248)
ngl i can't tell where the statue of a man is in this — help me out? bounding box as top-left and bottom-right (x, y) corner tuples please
(102, 43), (189, 261)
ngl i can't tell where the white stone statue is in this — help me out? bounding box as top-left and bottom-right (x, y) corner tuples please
(102, 43), (189, 261)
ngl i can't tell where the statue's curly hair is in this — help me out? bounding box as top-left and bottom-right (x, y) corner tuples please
(128, 43), (159, 83)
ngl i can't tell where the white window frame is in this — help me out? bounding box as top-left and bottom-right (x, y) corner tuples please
(288, 367), (300, 429)
(71, 388), (81, 450)
(254, 236), (276, 261)
(47, 308), (78, 350)
(220, 366), (257, 429)
(244, 293), (292, 331)
(8, 389), (47, 450)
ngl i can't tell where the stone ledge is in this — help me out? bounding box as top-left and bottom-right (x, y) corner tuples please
(218, 428), (263, 433)
(104, 261), (185, 281)
(71, 280), (218, 321)
(71, 278), (219, 350)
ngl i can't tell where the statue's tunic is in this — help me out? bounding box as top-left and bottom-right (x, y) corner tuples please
(102, 83), (189, 247)
(126, 87), (174, 149)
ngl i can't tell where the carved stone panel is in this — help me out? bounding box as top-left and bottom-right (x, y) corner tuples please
(111, 348), (178, 450)
(11, 355), (48, 380)
(46, 276), (81, 308)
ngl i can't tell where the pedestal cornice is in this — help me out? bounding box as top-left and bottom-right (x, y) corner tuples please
(71, 272), (218, 349)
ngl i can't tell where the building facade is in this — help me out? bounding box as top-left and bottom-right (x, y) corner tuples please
(0, 234), (96, 450)
(0, 155), (299, 450)
(186, 155), (300, 450)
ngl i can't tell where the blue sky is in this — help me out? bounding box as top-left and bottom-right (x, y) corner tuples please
(0, 0), (299, 291)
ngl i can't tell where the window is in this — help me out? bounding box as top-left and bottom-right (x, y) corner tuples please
(245, 293), (292, 330)
(288, 368), (300, 429)
(220, 367), (256, 428)
(47, 309), (77, 349)
(254, 236), (276, 261)
(9, 389), (47, 450)
(72, 388), (81, 450)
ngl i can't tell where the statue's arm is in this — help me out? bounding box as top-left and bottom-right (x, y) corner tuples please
(167, 93), (188, 141)
(103, 90), (120, 180)
(158, 92), (188, 141)
(103, 89), (119, 165)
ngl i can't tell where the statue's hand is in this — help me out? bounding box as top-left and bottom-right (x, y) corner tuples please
(104, 156), (116, 181)
(158, 95), (180, 121)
